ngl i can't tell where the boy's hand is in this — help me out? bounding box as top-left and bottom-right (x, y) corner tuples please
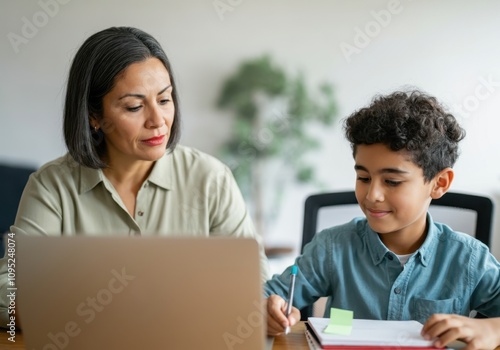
(422, 314), (500, 350)
(266, 295), (300, 336)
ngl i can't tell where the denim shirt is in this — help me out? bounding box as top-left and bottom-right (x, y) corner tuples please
(264, 215), (500, 324)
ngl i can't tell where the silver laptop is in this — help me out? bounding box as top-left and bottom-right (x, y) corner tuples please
(16, 235), (265, 350)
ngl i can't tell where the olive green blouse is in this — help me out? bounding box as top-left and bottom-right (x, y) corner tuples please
(0, 145), (270, 325)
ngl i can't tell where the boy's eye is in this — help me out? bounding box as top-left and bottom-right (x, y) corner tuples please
(385, 180), (401, 186)
(357, 176), (370, 183)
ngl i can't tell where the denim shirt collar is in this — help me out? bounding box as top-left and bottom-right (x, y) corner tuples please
(415, 213), (440, 267)
(364, 213), (438, 267)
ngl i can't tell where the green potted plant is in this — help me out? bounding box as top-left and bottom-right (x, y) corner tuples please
(216, 55), (338, 244)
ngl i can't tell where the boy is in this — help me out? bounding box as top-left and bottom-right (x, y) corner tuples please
(265, 90), (500, 349)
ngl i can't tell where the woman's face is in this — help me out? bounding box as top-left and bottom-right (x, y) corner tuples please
(95, 57), (175, 166)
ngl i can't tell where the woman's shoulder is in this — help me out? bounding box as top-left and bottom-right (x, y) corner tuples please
(31, 154), (81, 184)
(168, 145), (229, 172)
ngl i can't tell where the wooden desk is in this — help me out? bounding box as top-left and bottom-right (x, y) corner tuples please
(0, 330), (24, 349)
(2, 323), (499, 350)
(0, 322), (307, 350)
(271, 321), (309, 349)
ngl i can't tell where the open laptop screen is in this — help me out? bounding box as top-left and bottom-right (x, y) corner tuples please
(16, 235), (265, 350)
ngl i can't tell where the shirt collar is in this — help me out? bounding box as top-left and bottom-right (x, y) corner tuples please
(78, 159), (104, 194)
(362, 221), (392, 266)
(363, 213), (438, 267)
(414, 213), (439, 267)
(147, 150), (172, 190)
(78, 150), (174, 194)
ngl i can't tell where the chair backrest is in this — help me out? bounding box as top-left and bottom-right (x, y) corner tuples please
(0, 164), (36, 254)
(300, 190), (494, 319)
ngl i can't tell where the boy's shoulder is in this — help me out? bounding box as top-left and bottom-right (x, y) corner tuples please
(433, 221), (483, 244)
(315, 217), (369, 242)
(431, 220), (489, 255)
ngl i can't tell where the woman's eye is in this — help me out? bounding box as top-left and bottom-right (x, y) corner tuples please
(159, 99), (170, 105)
(126, 106), (141, 112)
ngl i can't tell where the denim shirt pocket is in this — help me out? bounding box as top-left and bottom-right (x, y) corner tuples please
(411, 298), (462, 324)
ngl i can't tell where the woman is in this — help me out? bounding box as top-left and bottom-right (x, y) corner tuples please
(0, 26), (270, 326)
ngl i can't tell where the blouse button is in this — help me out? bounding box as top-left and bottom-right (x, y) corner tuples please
(137, 211), (144, 217)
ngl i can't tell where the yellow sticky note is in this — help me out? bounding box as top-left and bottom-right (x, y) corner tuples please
(323, 308), (353, 335)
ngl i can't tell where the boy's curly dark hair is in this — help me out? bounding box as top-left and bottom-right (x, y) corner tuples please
(343, 90), (466, 182)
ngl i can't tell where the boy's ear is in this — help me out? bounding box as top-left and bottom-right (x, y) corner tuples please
(430, 168), (454, 199)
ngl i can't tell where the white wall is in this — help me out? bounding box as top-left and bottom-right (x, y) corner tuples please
(2, 0), (500, 262)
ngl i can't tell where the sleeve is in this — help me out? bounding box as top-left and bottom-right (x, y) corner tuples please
(208, 165), (270, 282)
(469, 244), (500, 317)
(263, 229), (333, 309)
(10, 173), (62, 235)
(0, 173), (62, 327)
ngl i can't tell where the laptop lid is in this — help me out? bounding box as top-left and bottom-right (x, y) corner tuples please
(16, 235), (265, 350)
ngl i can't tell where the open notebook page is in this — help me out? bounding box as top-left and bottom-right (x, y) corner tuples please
(307, 318), (434, 347)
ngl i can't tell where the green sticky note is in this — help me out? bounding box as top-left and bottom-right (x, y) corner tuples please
(323, 308), (353, 335)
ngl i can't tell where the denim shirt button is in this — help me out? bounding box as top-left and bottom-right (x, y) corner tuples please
(394, 288), (402, 295)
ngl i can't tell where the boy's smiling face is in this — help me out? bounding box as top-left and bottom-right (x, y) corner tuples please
(354, 143), (443, 253)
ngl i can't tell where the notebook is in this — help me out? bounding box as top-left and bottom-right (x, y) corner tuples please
(306, 317), (434, 349)
(16, 235), (265, 350)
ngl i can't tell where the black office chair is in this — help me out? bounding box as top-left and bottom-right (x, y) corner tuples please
(0, 164), (36, 255)
(300, 190), (494, 320)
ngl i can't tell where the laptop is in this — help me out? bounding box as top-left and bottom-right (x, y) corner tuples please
(16, 235), (266, 350)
